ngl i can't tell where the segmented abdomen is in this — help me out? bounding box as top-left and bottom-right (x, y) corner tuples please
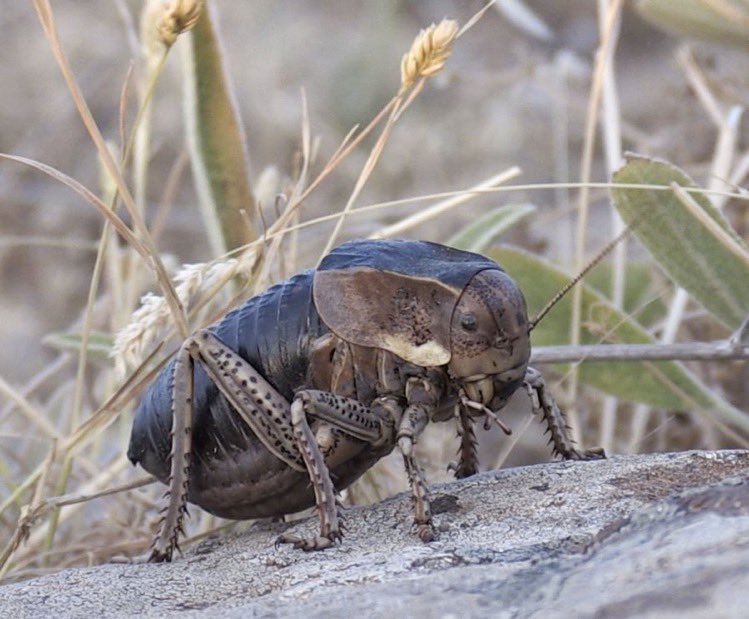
(127, 269), (328, 480)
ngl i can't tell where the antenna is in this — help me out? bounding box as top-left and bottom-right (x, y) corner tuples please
(528, 220), (636, 331)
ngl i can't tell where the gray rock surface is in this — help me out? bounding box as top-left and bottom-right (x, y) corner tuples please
(2, 450), (749, 618)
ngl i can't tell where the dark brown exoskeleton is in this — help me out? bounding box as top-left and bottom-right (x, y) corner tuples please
(128, 239), (604, 561)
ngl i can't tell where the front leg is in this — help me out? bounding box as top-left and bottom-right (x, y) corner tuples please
(451, 405), (479, 479)
(396, 373), (445, 543)
(275, 396), (343, 551)
(523, 367), (605, 460)
(276, 390), (403, 551)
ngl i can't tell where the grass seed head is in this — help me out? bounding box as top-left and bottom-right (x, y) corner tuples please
(399, 19), (459, 95)
(142, 0), (203, 54)
(112, 248), (258, 375)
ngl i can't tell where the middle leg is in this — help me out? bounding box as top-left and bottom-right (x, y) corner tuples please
(276, 390), (404, 550)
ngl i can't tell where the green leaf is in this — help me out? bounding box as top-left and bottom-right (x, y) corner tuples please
(42, 331), (114, 360)
(448, 203), (536, 252)
(182, 4), (256, 255)
(489, 246), (749, 432)
(637, 0), (749, 51)
(584, 262), (668, 328)
(612, 154), (749, 330)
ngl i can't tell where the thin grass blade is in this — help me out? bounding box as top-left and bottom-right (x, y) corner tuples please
(448, 203), (536, 252)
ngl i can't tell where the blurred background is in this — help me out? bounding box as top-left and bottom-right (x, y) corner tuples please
(4, 0), (746, 383)
(0, 0), (747, 577)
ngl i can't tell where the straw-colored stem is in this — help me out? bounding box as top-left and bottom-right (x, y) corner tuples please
(568, 0), (624, 442)
(322, 98), (403, 258)
(596, 0), (624, 453)
(17, 458), (135, 563)
(219, 181), (749, 261)
(133, 52), (168, 217)
(368, 168), (522, 240)
(42, 455), (73, 563)
(0, 375), (59, 439)
(531, 340), (749, 363)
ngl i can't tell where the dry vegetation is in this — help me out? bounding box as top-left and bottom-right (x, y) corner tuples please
(0, 0), (747, 582)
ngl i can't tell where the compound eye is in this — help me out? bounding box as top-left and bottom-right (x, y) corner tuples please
(460, 313), (477, 331)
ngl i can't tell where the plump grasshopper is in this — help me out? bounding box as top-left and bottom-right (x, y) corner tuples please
(128, 238), (603, 562)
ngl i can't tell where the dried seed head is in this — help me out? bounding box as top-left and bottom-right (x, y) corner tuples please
(142, 0), (203, 54)
(112, 247), (258, 376)
(399, 19), (459, 95)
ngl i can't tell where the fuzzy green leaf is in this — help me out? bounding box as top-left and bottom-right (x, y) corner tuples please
(612, 154), (749, 330)
(489, 246), (749, 432)
(584, 262), (668, 328)
(448, 203), (536, 253)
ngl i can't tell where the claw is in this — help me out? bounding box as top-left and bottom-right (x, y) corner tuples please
(412, 522), (436, 543)
(148, 547), (173, 563)
(568, 447), (606, 461)
(275, 533), (340, 551)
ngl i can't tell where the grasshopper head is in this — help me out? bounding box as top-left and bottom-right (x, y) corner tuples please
(447, 269), (530, 408)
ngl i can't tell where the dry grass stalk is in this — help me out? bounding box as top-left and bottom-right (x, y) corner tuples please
(399, 19), (459, 95)
(566, 0), (625, 442)
(321, 100), (402, 257)
(114, 108), (318, 372)
(323, 17), (463, 254)
(0, 441), (58, 579)
(277, 9), (487, 247)
(595, 0), (627, 454)
(10, 3), (203, 562)
(275, 182), (749, 237)
(702, 0), (749, 29)
(368, 168), (521, 240)
(4, 462), (154, 570)
(32, 0), (189, 339)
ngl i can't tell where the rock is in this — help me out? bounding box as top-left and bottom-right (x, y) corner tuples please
(2, 450), (748, 618)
